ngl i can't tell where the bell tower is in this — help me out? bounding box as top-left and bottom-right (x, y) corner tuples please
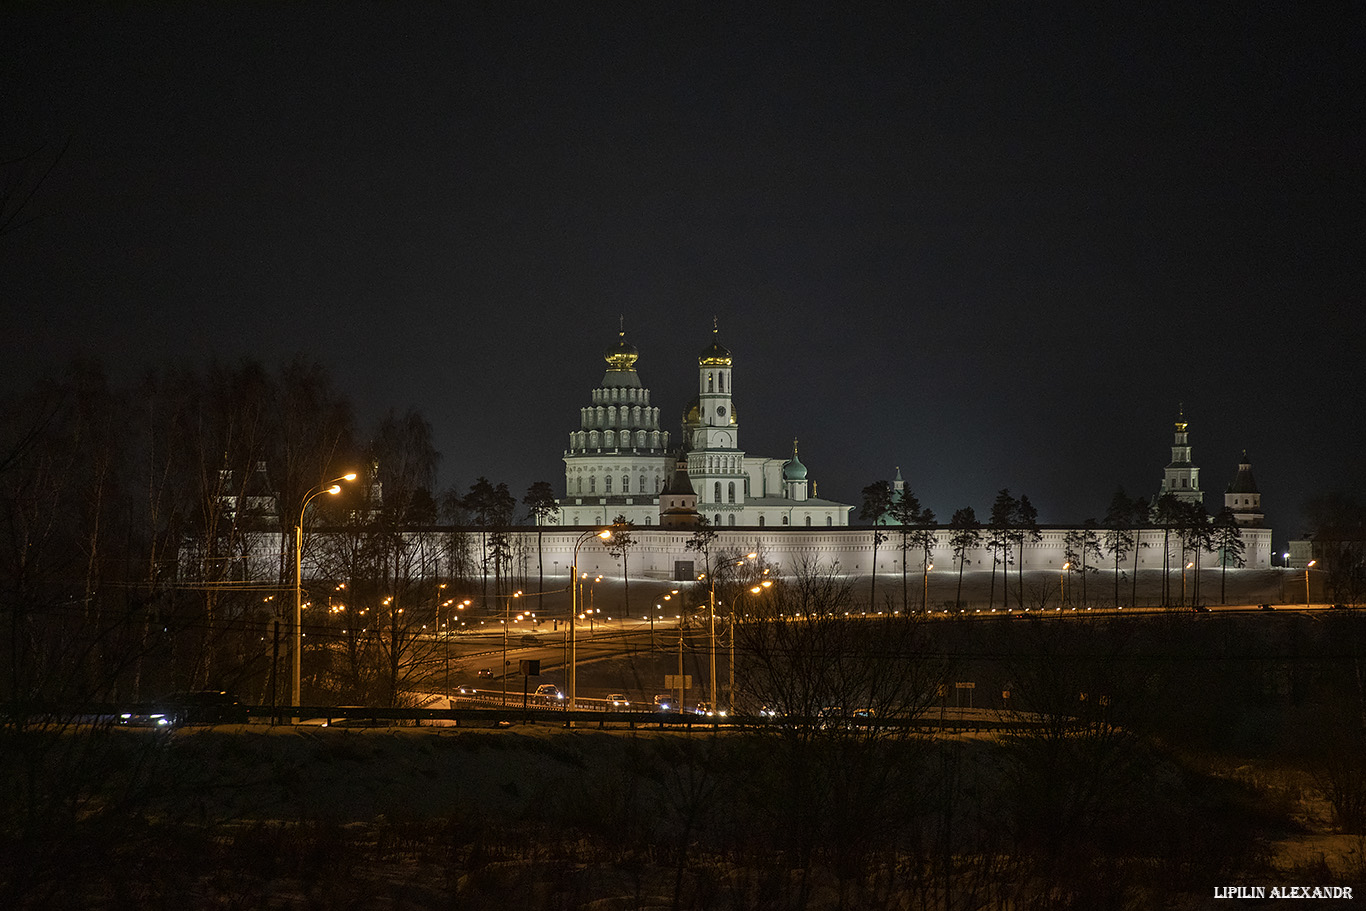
(682, 320), (747, 522)
(694, 319), (737, 451)
(1159, 407), (1203, 509)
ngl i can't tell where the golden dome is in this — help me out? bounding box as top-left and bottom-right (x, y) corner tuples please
(698, 319), (731, 366)
(605, 330), (639, 372)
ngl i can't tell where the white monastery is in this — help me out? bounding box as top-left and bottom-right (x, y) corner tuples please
(552, 326), (853, 529)
(193, 336), (1275, 599)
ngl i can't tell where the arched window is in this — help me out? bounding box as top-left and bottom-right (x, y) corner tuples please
(727, 482), (736, 503)
(708, 372), (714, 392)
(805, 516), (811, 526)
(728, 514), (735, 526)
(719, 373), (725, 392)
(605, 475), (612, 494)
(576, 478), (582, 494)
(622, 475), (629, 493)
(713, 482), (721, 502)
(605, 430), (615, 448)
(782, 515), (789, 525)
(639, 474), (646, 493)
(589, 477), (596, 493)
(759, 516), (765, 527)
(826, 516), (833, 526)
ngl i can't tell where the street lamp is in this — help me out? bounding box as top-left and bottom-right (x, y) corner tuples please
(1060, 562), (1071, 609)
(1306, 559), (1317, 606)
(707, 552), (757, 712)
(294, 472), (356, 712)
(502, 589), (522, 706)
(569, 528), (611, 710)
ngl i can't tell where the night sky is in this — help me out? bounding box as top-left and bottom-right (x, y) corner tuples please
(4, 3), (1363, 542)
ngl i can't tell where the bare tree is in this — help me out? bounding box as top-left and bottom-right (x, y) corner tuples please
(1103, 488), (1136, 608)
(987, 490), (1018, 611)
(860, 481), (893, 609)
(607, 515), (636, 618)
(949, 506), (981, 611)
(522, 480), (558, 598)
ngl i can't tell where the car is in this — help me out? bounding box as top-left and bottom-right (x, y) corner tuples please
(1193, 605), (1211, 613)
(653, 694), (674, 711)
(477, 667), (494, 678)
(453, 683), (476, 695)
(521, 634), (540, 645)
(122, 690), (247, 728)
(1259, 604), (1275, 611)
(607, 694), (630, 709)
(534, 684), (563, 703)
(119, 708), (172, 728)
(692, 701), (726, 717)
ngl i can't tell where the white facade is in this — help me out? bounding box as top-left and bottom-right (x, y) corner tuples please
(206, 524), (1273, 592)
(551, 327), (852, 528)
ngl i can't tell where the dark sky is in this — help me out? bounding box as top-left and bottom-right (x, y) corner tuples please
(3, 3), (1363, 542)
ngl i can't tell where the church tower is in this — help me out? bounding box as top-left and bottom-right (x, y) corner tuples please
(682, 322), (748, 525)
(557, 325), (672, 526)
(1224, 450), (1264, 527)
(691, 320), (737, 451)
(1159, 409), (1203, 509)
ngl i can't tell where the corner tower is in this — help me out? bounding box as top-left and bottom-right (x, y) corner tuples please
(1224, 450), (1264, 527)
(1159, 409), (1203, 509)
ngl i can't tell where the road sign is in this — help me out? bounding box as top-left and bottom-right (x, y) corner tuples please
(954, 682), (975, 689)
(665, 675), (692, 688)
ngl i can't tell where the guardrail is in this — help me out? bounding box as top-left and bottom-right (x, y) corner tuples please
(12, 703), (1052, 735)
(238, 704), (1045, 734)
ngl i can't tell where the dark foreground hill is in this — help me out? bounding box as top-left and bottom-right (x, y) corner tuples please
(3, 610), (1364, 910)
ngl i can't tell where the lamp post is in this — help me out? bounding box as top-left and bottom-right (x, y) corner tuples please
(570, 528), (611, 710)
(294, 472), (356, 712)
(736, 578), (773, 708)
(1182, 560), (1194, 607)
(708, 553), (756, 711)
(1306, 559), (1316, 606)
(502, 589), (521, 706)
(1060, 562), (1070, 609)
(923, 562), (933, 613)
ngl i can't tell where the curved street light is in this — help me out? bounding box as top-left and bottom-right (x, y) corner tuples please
(1306, 559), (1317, 606)
(569, 528), (611, 709)
(294, 473), (356, 712)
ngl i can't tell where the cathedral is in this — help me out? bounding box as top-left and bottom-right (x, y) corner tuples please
(551, 326), (853, 529)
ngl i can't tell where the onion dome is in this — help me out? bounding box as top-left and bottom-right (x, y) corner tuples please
(605, 329), (639, 372)
(782, 439), (808, 481)
(698, 320), (732, 366)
